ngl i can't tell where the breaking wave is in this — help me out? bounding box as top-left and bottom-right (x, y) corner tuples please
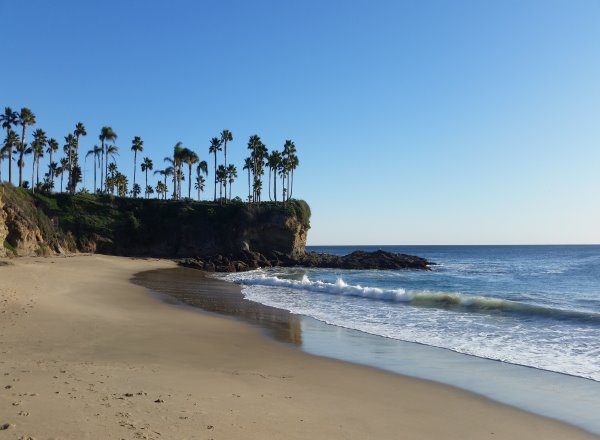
(231, 273), (600, 324)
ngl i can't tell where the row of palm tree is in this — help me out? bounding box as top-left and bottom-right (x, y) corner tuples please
(1, 106), (300, 204)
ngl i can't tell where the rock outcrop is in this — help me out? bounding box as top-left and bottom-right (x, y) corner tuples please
(298, 250), (432, 270)
(179, 249), (432, 272)
(0, 184), (310, 259)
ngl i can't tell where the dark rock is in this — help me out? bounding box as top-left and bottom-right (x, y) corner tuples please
(178, 249), (432, 273)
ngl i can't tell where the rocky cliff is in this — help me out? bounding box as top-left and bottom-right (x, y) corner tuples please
(0, 184), (310, 259)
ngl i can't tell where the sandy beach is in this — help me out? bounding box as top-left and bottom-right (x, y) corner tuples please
(0, 255), (596, 439)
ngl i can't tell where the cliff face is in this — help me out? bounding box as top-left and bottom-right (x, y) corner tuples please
(0, 184), (310, 259)
(0, 185), (70, 257)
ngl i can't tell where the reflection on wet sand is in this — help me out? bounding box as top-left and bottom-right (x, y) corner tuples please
(131, 267), (302, 345)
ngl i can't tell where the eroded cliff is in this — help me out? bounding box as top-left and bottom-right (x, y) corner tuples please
(0, 184), (310, 259)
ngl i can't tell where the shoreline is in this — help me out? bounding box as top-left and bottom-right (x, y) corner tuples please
(136, 266), (600, 435)
(1, 255), (597, 439)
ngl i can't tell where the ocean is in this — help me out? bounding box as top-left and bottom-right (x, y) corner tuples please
(220, 245), (600, 432)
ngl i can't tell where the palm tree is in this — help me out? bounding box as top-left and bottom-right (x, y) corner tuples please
(31, 129), (47, 192)
(243, 157), (252, 202)
(72, 122), (87, 193)
(278, 155), (291, 206)
(267, 150), (282, 203)
(74, 122), (87, 148)
(59, 157), (69, 192)
(115, 172), (128, 197)
(226, 164), (237, 201)
(46, 138), (59, 188)
(106, 144), (119, 166)
(2, 130), (20, 185)
(85, 145), (102, 193)
(98, 127), (117, 192)
(0, 143), (11, 182)
(288, 153), (299, 198)
(254, 178), (263, 204)
(0, 107), (18, 184)
(15, 141), (32, 188)
(282, 140), (297, 201)
(155, 181), (167, 200)
(47, 162), (59, 190)
(216, 165), (227, 203)
(144, 184), (154, 199)
(153, 168), (172, 200)
(140, 157), (153, 198)
(194, 175), (205, 201)
(220, 129), (233, 179)
(164, 142), (185, 199)
(209, 137), (222, 201)
(107, 162), (118, 194)
(131, 183), (141, 198)
(247, 135), (267, 202)
(182, 148), (199, 199)
(17, 108), (36, 187)
(131, 136), (143, 190)
(63, 134), (77, 193)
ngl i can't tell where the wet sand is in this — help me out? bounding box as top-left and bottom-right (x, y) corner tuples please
(0, 255), (597, 439)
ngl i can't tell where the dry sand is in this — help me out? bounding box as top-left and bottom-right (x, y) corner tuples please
(0, 255), (596, 439)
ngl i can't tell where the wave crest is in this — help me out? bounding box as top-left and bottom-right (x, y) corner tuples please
(232, 273), (600, 323)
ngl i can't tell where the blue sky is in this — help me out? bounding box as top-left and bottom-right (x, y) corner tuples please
(1, 0), (599, 245)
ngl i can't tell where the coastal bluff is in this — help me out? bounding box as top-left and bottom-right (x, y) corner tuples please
(0, 183), (309, 259)
(1, 184), (431, 272)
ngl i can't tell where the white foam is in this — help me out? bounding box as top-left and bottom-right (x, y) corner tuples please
(221, 270), (600, 382)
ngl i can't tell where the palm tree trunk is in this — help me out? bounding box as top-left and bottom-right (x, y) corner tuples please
(93, 157), (97, 193)
(49, 149), (53, 188)
(31, 154), (35, 193)
(224, 141), (227, 183)
(100, 141), (104, 193)
(20, 125), (26, 187)
(213, 153), (217, 201)
(188, 165), (192, 199)
(68, 148), (72, 194)
(247, 169), (251, 202)
(274, 174), (277, 204)
(172, 172), (176, 200)
(18, 150), (24, 187)
(268, 168), (272, 201)
(60, 173), (64, 193)
(5, 127), (11, 184)
(133, 152), (137, 191)
(145, 170), (148, 199)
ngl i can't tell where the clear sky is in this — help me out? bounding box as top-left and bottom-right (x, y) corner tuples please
(1, 0), (599, 245)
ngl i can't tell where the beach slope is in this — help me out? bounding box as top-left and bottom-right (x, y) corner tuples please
(0, 255), (595, 439)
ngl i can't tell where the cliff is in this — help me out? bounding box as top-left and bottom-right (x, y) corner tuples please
(0, 184), (310, 259)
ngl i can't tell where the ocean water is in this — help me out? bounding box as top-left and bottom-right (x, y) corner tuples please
(223, 245), (600, 382)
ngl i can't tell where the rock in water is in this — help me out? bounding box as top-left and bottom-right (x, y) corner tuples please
(299, 250), (432, 270)
(180, 250), (432, 272)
